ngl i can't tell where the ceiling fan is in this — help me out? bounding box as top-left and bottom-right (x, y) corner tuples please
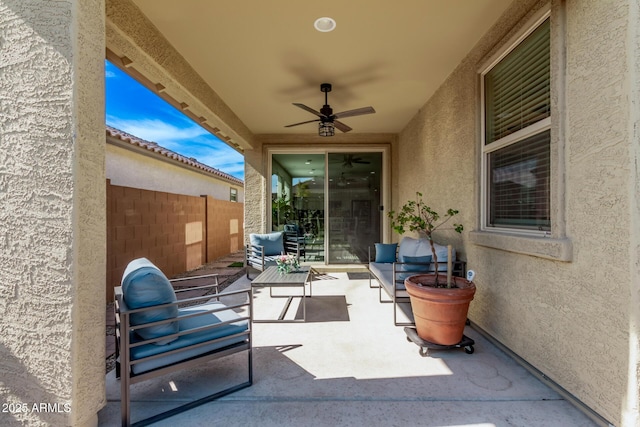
(285, 83), (376, 136)
(342, 154), (370, 168)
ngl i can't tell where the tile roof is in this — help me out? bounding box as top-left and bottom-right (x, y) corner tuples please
(106, 125), (243, 186)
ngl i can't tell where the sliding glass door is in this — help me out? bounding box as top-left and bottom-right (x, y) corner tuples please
(327, 152), (382, 263)
(272, 153), (325, 262)
(271, 151), (383, 264)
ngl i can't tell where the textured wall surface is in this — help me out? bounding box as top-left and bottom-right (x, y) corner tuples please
(0, 0), (106, 426)
(626, 2), (640, 425)
(395, 0), (637, 424)
(106, 143), (244, 202)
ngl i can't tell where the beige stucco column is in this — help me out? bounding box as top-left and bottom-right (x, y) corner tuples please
(0, 1), (106, 426)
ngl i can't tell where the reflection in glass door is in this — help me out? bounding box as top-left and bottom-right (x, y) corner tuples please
(271, 153), (325, 262)
(327, 153), (382, 263)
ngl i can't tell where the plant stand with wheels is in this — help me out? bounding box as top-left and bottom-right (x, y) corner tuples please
(404, 327), (474, 357)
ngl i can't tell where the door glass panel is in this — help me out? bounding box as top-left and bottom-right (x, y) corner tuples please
(327, 153), (382, 263)
(271, 154), (325, 262)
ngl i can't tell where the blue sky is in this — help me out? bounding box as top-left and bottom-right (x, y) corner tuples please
(105, 60), (245, 180)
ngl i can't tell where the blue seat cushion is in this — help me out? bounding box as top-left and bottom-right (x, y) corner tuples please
(374, 243), (397, 263)
(369, 262), (409, 299)
(250, 232), (285, 256)
(122, 258), (178, 345)
(129, 302), (249, 374)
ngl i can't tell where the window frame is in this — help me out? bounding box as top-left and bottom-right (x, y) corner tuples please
(480, 9), (552, 237)
(230, 187), (238, 202)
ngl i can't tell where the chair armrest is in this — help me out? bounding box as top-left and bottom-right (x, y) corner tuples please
(170, 273), (219, 295)
(246, 244), (266, 263)
(115, 286), (252, 346)
(391, 260), (467, 283)
(284, 240), (300, 259)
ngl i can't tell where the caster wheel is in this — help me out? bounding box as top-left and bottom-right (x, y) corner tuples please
(464, 345), (474, 354)
(419, 347), (430, 357)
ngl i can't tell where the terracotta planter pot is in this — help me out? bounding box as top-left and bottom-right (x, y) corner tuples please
(405, 274), (476, 345)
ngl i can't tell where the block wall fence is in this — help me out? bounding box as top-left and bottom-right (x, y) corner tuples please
(106, 180), (244, 301)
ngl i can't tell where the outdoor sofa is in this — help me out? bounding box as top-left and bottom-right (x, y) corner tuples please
(368, 237), (466, 326)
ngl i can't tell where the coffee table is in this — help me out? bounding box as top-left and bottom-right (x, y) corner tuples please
(250, 265), (313, 323)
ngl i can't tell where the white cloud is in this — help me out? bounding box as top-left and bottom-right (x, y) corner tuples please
(107, 116), (244, 179)
(105, 70), (116, 78)
(107, 117), (207, 145)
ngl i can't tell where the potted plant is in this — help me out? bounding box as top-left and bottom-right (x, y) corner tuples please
(388, 192), (475, 345)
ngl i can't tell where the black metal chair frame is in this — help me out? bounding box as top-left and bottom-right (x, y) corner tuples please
(115, 274), (252, 427)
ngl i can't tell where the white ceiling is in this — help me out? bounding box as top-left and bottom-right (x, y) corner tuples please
(130, 0), (513, 135)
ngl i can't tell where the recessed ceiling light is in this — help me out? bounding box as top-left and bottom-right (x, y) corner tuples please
(314, 17), (336, 32)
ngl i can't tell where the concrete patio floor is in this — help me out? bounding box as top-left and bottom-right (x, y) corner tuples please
(98, 269), (600, 426)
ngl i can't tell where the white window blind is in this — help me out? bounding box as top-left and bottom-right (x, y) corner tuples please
(489, 130), (550, 229)
(483, 16), (551, 232)
(485, 18), (550, 144)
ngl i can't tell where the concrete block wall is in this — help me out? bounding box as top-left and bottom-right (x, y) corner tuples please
(107, 181), (243, 301)
(205, 196), (244, 260)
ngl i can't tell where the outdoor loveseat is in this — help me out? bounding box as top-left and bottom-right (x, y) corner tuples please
(368, 237), (466, 326)
(115, 258), (252, 427)
(245, 231), (301, 278)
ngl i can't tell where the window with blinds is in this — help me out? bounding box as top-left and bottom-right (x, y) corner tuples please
(482, 15), (551, 232)
(485, 18), (550, 144)
(489, 130), (550, 229)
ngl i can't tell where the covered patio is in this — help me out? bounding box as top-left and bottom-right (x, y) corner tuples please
(98, 266), (597, 426)
(2, 1), (639, 426)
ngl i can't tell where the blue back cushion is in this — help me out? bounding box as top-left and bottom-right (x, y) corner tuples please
(122, 258), (179, 345)
(397, 255), (432, 281)
(250, 232), (285, 256)
(374, 243), (397, 263)
(398, 237), (455, 272)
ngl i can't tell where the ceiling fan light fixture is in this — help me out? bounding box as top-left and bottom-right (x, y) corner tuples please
(314, 17), (336, 32)
(319, 121), (335, 137)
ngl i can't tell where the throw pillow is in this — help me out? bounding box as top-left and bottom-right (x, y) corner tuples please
(121, 258), (179, 345)
(374, 243), (397, 263)
(250, 232), (285, 256)
(398, 237), (455, 272)
(397, 255), (432, 281)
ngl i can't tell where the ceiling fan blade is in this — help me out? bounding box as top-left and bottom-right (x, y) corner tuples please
(293, 103), (325, 118)
(333, 106), (376, 119)
(333, 120), (352, 133)
(284, 119), (320, 128)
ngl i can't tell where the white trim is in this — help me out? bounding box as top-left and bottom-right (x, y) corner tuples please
(483, 117), (551, 154)
(479, 8), (551, 77)
(480, 8), (552, 234)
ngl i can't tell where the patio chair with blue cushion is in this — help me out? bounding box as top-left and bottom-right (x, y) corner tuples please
(115, 258), (252, 427)
(245, 231), (300, 279)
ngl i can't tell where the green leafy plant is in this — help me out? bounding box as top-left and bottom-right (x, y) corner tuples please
(388, 192), (463, 287)
(272, 196), (293, 228)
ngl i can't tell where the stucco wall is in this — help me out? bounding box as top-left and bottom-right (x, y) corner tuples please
(106, 143), (244, 202)
(395, 0), (637, 424)
(0, 1), (106, 426)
